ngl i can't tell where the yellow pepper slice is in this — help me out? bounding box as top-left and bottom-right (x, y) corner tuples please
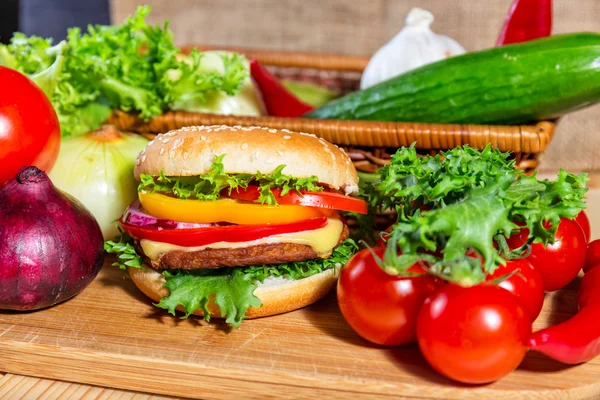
(139, 192), (332, 225)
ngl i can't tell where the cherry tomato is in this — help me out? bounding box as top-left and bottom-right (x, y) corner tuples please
(0, 67), (60, 184)
(337, 247), (442, 346)
(507, 218), (587, 292)
(486, 259), (545, 320)
(575, 211), (591, 243)
(584, 239), (600, 273)
(417, 284), (531, 384)
(227, 185), (368, 214)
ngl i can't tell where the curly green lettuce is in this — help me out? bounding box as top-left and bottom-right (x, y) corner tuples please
(105, 237), (357, 328)
(0, 6), (249, 137)
(366, 145), (588, 285)
(138, 154), (323, 204)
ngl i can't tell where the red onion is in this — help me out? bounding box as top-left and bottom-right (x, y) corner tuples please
(0, 166), (104, 310)
(122, 201), (225, 230)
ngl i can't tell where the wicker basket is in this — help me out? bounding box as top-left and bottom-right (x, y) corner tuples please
(106, 47), (556, 174)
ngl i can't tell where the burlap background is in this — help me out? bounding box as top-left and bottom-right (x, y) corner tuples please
(111, 0), (600, 172)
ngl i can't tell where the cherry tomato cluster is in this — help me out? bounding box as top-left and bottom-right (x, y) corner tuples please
(338, 212), (591, 384)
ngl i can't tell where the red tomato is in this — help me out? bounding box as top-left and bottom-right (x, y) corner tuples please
(575, 211), (591, 243)
(0, 67), (60, 184)
(119, 216), (328, 246)
(337, 247), (442, 346)
(227, 185), (368, 214)
(417, 284), (531, 384)
(486, 259), (545, 320)
(585, 239), (600, 273)
(507, 218), (587, 292)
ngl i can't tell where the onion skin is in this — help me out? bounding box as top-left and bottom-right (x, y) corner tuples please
(49, 125), (148, 240)
(0, 167), (105, 310)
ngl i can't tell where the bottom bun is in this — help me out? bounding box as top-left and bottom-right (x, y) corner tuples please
(128, 266), (338, 319)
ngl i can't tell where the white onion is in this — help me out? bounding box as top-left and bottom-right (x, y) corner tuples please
(49, 125), (148, 239)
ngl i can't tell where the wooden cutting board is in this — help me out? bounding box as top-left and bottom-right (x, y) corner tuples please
(0, 257), (598, 400)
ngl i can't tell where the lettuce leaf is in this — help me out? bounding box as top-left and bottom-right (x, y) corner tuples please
(0, 6), (250, 137)
(157, 268), (262, 328)
(104, 233), (356, 328)
(372, 145), (588, 285)
(156, 239), (356, 328)
(139, 154), (323, 204)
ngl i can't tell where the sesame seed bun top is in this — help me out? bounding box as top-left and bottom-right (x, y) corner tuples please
(134, 125), (359, 195)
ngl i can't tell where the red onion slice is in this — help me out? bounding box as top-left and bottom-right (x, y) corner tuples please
(122, 200), (226, 230)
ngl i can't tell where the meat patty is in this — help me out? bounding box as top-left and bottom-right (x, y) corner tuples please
(137, 224), (349, 270)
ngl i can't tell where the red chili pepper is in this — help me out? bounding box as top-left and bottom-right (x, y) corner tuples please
(527, 266), (600, 364)
(249, 59), (314, 117)
(496, 0), (552, 46)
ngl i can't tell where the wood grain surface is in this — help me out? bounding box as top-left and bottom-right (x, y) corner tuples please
(0, 250), (599, 398)
(0, 374), (175, 400)
(0, 177), (598, 399)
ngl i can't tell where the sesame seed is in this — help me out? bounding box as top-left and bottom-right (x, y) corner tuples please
(183, 152), (189, 160)
(283, 135), (291, 139)
(141, 155), (147, 162)
(159, 148), (165, 155)
(148, 140), (155, 146)
(169, 150), (175, 159)
(136, 159), (140, 165)
(241, 143), (249, 150)
(266, 157), (274, 164)
(250, 151), (260, 162)
(201, 136), (206, 140)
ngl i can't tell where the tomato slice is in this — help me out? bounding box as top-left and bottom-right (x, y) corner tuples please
(120, 217), (329, 247)
(226, 185), (368, 214)
(139, 191), (333, 225)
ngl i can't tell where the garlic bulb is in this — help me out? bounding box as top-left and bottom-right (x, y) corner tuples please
(360, 8), (466, 89)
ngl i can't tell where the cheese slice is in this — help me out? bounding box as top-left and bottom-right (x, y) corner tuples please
(139, 218), (344, 262)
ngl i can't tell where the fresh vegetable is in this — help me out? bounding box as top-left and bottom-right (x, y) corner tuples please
(528, 265), (600, 364)
(249, 59), (314, 117)
(0, 167), (104, 310)
(138, 156), (322, 204)
(0, 66), (60, 184)
(360, 7), (465, 90)
(508, 218), (587, 292)
(496, 0), (552, 46)
(585, 239), (600, 272)
(0, 6), (259, 137)
(282, 80), (338, 108)
(138, 192), (333, 225)
(48, 125), (148, 239)
(306, 33), (600, 125)
(228, 185), (368, 214)
(575, 210), (591, 242)
(119, 217), (328, 247)
(486, 258), (545, 320)
(167, 51), (264, 116)
(122, 201), (213, 230)
(337, 247), (441, 345)
(105, 237), (357, 327)
(417, 284), (532, 384)
(367, 145), (587, 285)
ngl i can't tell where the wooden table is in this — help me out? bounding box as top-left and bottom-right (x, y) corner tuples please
(1, 173), (599, 400)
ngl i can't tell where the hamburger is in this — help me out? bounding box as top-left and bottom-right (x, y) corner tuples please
(109, 125), (366, 327)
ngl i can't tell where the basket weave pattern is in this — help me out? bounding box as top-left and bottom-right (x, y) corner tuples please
(107, 49), (555, 174)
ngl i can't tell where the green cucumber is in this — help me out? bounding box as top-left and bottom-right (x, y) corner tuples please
(305, 33), (600, 125)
